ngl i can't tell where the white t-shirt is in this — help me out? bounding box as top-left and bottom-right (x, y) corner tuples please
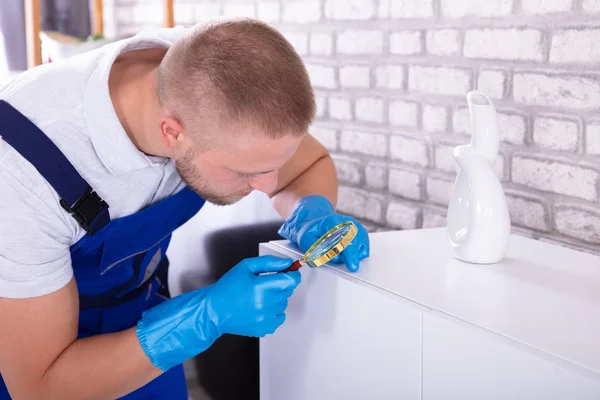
(0, 27), (190, 298)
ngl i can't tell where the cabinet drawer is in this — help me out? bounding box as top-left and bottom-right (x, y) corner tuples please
(422, 313), (600, 400)
(259, 244), (422, 400)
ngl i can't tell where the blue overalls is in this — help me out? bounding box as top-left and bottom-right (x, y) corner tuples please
(0, 100), (206, 399)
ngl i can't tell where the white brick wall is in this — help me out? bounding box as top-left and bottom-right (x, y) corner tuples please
(422, 104), (447, 132)
(426, 29), (461, 56)
(409, 66), (471, 96)
(513, 73), (600, 109)
(550, 29), (600, 63)
(325, 0), (375, 20)
(389, 167), (421, 200)
(386, 202), (420, 229)
(116, 0), (600, 255)
(522, 0), (573, 14)
(464, 29), (544, 61)
(337, 30), (384, 55)
(441, 0), (513, 18)
(282, 1), (321, 23)
(390, 135), (428, 166)
(340, 65), (370, 88)
(389, 100), (419, 127)
(390, 31), (423, 55)
(390, 0), (434, 19)
(533, 116), (579, 151)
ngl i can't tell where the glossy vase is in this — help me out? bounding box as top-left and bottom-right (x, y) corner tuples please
(446, 90), (511, 264)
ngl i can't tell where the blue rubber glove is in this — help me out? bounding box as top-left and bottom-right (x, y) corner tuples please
(278, 195), (370, 272)
(136, 255), (300, 371)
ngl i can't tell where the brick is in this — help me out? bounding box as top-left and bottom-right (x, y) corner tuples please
(522, 0), (573, 14)
(389, 167), (422, 200)
(505, 192), (550, 231)
(512, 156), (600, 201)
(341, 130), (388, 157)
(426, 29), (461, 56)
(257, 1), (280, 22)
(310, 33), (333, 56)
(464, 29), (544, 61)
(379, 0), (390, 17)
(497, 113), (527, 145)
(453, 108), (526, 145)
(340, 66), (371, 88)
(222, 3), (256, 18)
(337, 30), (385, 55)
(426, 175), (454, 206)
(329, 97), (352, 120)
(390, 0), (434, 18)
(366, 162), (387, 189)
(390, 135), (428, 166)
(386, 202), (421, 229)
(282, 1), (321, 23)
(310, 126), (336, 150)
(325, 0), (376, 20)
(477, 70), (506, 99)
(434, 143), (459, 173)
(390, 31), (423, 55)
(513, 73), (600, 109)
(586, 121), (600, 155)
(315, 95), (326, 118)
(305, 64), (336, 89)
(332, 155), (363, 185)
(389, 100), (419, 128)
(409, 66), (471, 96)
(194, 3), (222, 20)
(423, 104), (447, 132)
(338, 187), (385, 223)
(356, 97), (385, 123)
(550, 29), (600, 64)
(375, 65), (405, 89)
(583, 0), (600, 12)
(555, 204), (600, 244)
(533, 117), (578, 151)
(441, 0), (513, 17)
(423, 209), (447, 228)
(284, 32), (309, 56)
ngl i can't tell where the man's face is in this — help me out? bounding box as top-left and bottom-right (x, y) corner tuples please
(175, 127), (303, 206)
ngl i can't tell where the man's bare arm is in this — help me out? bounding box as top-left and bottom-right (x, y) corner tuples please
(0, 278), (161, 400)
(269, 133), (338, 219)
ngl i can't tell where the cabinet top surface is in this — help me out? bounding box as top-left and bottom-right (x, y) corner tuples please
(267, 228), (600, 375)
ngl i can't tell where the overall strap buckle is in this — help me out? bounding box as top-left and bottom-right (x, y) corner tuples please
(60, 186), (109, 233)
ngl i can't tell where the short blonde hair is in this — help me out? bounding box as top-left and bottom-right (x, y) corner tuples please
(157, 18), (316, 141)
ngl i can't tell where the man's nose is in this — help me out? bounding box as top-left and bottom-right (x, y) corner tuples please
(249, 170), (278, 193)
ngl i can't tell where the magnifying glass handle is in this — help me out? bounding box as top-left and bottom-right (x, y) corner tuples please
(283, 259), (303, 273)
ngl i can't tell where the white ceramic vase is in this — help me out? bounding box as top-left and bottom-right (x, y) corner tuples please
(446, 90), (511, 264)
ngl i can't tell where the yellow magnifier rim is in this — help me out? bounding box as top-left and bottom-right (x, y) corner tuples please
(304, 220), (358, 267)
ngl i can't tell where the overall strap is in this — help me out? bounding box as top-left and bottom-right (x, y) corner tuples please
(0, 100), (110, 235)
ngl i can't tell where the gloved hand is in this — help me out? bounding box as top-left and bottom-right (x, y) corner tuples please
(278, 195), (370, 272)
(136, 255), (301, 371)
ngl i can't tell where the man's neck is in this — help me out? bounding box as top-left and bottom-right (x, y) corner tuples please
(108, 48), (169, 158)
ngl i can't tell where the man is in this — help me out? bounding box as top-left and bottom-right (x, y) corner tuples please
(0, 17), (369, 399)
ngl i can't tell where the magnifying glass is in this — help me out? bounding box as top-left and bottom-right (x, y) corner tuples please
(282, 220), (358, 272)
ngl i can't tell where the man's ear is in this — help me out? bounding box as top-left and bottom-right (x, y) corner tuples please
(159, 115), (185, 149)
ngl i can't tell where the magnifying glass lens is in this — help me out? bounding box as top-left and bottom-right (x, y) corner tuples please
(305, 223), (352, 263)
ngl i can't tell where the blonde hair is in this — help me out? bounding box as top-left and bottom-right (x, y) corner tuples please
(157, 18), (316, 141)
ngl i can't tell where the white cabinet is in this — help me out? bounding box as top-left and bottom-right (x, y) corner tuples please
(259, 245), (422, 400)
(259, 228), (600, 399)
(422, 313), (600, 400)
